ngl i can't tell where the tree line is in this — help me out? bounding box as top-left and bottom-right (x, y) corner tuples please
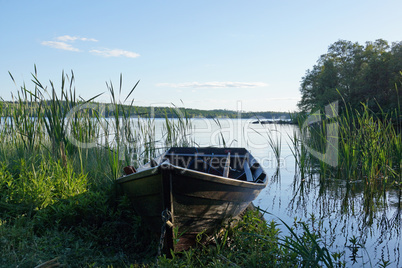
(298, 39), (402, 115)
(130, 106), (293, 119)
(0, 100), (293, 120)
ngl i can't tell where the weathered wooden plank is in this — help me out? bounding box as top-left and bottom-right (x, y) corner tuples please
(116, 147), (268, 253)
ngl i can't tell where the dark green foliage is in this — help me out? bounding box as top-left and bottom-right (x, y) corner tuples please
(157, 209), (297, 267)
(298, 39), (402, 115)
(156, 209), (346, 267)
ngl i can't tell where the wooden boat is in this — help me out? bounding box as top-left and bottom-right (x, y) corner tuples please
(116, 147), (267, 253)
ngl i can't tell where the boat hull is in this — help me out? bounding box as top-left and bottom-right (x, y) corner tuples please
(117, 147), (267, 252)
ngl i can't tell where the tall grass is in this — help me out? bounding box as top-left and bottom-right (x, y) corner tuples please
(284, 98), (401, 267)
(292, 90), (402, 232)
(1, 69), (353, 267)
(250, 121), (283, 172)
(3, 70), (194, 179)
(0, 69), (199, 266)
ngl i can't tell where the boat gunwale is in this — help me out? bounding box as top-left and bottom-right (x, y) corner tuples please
(116, 166), (159, 184)
(116, 163), (267, 189)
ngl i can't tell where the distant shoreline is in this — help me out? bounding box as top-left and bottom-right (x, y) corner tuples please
(0, 101), (296, 120)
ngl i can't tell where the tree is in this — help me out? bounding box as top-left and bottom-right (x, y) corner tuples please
(298, 39), (402, 114)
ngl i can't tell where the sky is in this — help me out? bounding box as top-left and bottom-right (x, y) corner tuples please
(1, 0), (401, 112)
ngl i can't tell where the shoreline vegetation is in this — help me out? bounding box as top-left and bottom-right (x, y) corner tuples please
(2, 41), (401, 267)
(0, 70), (346, 267)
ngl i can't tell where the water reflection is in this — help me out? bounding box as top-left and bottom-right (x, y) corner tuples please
(26, 115), (398, 266)
(282, 163), (401, 266)
(213, 120), (402, 267)
(86, 117), (401, 266)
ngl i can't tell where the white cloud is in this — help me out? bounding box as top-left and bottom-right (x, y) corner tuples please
(41, 41), (80, 52)
(156, 81), (268, 88)
(55, 35), (98, 42)
(90, 48), (140, 58)
(41, 35), (97, 51)
(41, 35), (139, 58)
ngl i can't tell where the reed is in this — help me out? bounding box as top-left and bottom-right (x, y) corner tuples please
(292, 90), (402, 234)
(157, 208), (347, 267)
(250, 121), (283, 170)
(0, 69), (197, 212)
(0, 69), (202, 266)
(3, 68), (378, 267)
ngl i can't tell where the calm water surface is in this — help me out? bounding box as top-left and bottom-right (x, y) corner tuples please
(150, 118), (401, 267)
(2, 113), (400, 266)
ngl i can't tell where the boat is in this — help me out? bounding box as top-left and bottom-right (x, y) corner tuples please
(116, 147), (267, 253)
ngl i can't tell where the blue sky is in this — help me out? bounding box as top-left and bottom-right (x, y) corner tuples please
(1, 0), (401, 112)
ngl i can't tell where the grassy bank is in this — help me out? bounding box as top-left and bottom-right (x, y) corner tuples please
(0, 71), (347, 267)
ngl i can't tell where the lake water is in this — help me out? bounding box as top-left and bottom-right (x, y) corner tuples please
(0, 111), (402, 267)
(147, 118), (401, 267)
(7, 114), (398, 266)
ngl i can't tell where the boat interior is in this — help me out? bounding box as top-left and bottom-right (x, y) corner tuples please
(162, 147), (266, 183)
